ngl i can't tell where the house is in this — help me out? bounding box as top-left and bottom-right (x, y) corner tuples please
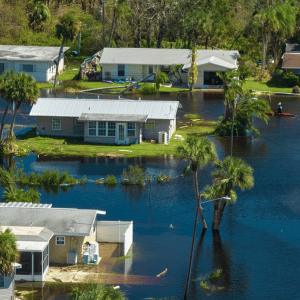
(0, 263), (21, 300)
(29, 98), (180, 144)
(0, 45), (69, 82)
(282, 44), (300, 76)
(99, 47), (239, 88)
(0, 202), (133, 281)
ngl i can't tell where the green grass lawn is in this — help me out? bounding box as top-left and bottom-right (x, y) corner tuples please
(15, 117), (217, 158)
(244, 78), (293, 93)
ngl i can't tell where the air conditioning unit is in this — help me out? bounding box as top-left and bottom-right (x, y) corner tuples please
(158, 132), (168, 144)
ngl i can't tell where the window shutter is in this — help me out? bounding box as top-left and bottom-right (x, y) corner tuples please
(114, 64), (118, 76)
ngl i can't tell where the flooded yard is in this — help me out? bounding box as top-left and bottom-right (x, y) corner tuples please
(2, 91), (300, 299)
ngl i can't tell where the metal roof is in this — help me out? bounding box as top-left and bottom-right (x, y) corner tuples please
(0, 226), (53, 251)
(99, 47), (238, 66)
(0, 45), (69, 62)
(30, 98), (180, 120)
(285, 43), (300, 53)
(183, 55), (238, 70)
(0, 203), (106, 237)
(0, 202), (52, 208)
(78, 113), (148, 122)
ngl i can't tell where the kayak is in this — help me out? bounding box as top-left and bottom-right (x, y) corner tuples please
(266, 111), (294, 117)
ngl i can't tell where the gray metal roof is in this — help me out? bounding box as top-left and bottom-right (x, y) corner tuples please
(99, 47), (238, 66)
(183, 55), (238, 70)
(79, 113), (148, 122)
(285, 43), (300, 53)
(30, 98), (180, 120)
(0, 45), (69, 62)
(0, 204), (106, 236)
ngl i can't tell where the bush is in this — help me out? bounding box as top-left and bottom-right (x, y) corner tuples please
(155, 71), (169, 90)
(103, 174), (117, 186)
(293, 85), (300, 93)
(121, 165), (148, 185)
(139, 83), (156, 95)
(283, 72), (299, 87)
(254, 70), (272, 82)
(272, 72), (283, 86)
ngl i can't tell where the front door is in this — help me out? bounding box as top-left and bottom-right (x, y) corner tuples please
(117, 123), (126, 144)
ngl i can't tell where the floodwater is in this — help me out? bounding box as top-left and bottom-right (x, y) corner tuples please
(2, 90), (300, 299)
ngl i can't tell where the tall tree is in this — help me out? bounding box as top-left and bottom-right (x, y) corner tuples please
(54, 12), (80, 88)
(177, 136), (218, 230)
(202, 156), (254, 230)
(8, 72), (40, 138)
(0, 228), (19, 278)
(0, 71), (18, 141)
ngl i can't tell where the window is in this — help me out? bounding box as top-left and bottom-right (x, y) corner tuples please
(98, 121), (106, 136)
(127, 122), (135, 137)
(148, 65), (153, 74)
(118, 64), (125, 77)
(52, 118), (61, 130)
(146, 121), (155, 130)
(0, 275), (4, 287)
(108, 122), (116, 136)
(56, 236), (65, 246)
(23, 64), (34, 72)
(0, 63), (4, 75)
(88, 121), (97, 136)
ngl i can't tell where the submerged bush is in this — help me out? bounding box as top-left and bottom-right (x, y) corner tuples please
(103, 174), (117, 186)
(157, 173), (170, 182)
(122, 165), (148, 185)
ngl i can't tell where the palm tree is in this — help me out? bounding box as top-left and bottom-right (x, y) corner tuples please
(0, 71), (18, 141)
(0, 228), (19, 278)
(8, 72), (40, 138)
(216, 69), (243, 121)
(202, 156), (254, 230)
(177, 136), (218, 229)
(54, 12), (80, 88)
(189, 47), (198, 91)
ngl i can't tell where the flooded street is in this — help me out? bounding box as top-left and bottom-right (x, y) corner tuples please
(2, 90), (300, 299)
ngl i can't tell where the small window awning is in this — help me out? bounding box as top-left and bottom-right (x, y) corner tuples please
(78, 113), (148, 122)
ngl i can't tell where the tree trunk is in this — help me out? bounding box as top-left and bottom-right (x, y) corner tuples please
(156, 21), (164, 48)
(213, 198), (227, 230)
(262, 30), (271, 71)
(0, 103), (10, 141)
(54, 38), (65, 88)
(9, 102), (21, 138)
(192, 166), (207, 229)
(108, 6), (117, 47)
(211, 199), (220, 229)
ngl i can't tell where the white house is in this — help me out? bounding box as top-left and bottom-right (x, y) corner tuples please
(0, 45), (69, 82)
(99, 47), (239, 88)
(30, 98), (180, 144)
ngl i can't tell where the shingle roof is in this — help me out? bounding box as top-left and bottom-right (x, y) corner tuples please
(0, 45), (69, 62)
(99, 47), (238, 67)
(282, 53), (300, 68)
(30, 98), (180, 120)
(285, 43), (300, 53)
(0, 203), (106, 236)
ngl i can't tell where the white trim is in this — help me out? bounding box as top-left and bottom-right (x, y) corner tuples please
(52, 118), (61, 131)
(55, 236), (65, 246)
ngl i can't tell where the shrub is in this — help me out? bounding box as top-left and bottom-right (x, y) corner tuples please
(122, 165), (148, 185)
(254, 70), (272, 82)
(157, 173), (170, 182)
(103, 174), (117, 186)
(283, 72), (299, 87)
(293, 85), (300, 93)
(139, 83), (156, 95)
(272, 72), (283, 86)
(78, 175), (87, 184)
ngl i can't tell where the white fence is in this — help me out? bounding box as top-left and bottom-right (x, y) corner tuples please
(97, 221), (133, 255)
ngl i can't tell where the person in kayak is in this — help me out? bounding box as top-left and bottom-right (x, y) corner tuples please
(277, 102), (283, 114)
